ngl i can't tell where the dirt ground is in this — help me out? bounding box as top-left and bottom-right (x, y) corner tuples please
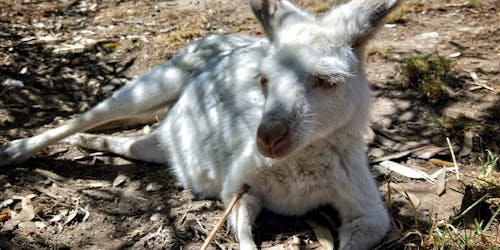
(0, 0), (498, 249)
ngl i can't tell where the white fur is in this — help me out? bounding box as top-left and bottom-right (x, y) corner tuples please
(1, 0), (400, 249)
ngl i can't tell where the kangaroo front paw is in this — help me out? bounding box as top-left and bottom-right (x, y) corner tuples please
(239, 241), (258, 250)
(338, 216), (391, 250)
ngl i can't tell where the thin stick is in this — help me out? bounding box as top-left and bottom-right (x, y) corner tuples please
(200, 184), (250, 250)
(386, 177), (398, 230)
(404, 191), (419, 229)
(446, 137), (459, 180)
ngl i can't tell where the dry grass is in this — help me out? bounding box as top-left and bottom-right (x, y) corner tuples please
(382, 150), (500, 250)
(385, 4), (411, 24)
(400, 54), (463, 101)
(425, 114), (481, 141)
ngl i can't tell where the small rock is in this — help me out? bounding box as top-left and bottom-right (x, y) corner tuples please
(112, 174), (128, 187)
(418, 31), (439, 39)
(18, 221), (37, 232)
(19, 66), (28, 74)
(146, 183), (163, 192)
(0, 199), (14, 209)
(35, 221), (47, 229)
(150, 213), (162, 222)
(1, 78), (24, 88)
(81, 189), (115, 201)
(2, 219), (21, 231)
(101, 84), (116, 93)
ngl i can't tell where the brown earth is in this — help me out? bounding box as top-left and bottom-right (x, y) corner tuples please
(0, 0), (498, 249)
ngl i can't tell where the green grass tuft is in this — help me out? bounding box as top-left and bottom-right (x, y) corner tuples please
(400, 54), (461, 101)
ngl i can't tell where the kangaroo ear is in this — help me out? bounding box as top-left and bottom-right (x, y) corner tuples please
(323, 0), (400, 46)
(249, 0), (307, 40)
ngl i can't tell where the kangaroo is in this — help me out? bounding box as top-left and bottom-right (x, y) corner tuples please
(1, 0), (399, 249)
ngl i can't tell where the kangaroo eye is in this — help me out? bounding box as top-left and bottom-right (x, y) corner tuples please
(313, 76), (337, 89)
(260, 75), (269, 87)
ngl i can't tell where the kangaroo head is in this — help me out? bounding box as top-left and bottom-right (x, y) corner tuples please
(250, 0), (399, 158)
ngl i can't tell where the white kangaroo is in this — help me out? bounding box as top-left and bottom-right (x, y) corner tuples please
(1, 0), (399, 249)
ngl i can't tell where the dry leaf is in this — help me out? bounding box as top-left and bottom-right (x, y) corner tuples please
(50, 209), (69, 222)
(413, 146), (447, 159)
(470, 72), (479, 82)
(2, 78), (24, 88)
(146, 183), (163, 192)
(64, 210), (78, 225)
(103, 41), (121, 50)
(112, 174), (128, 187)
(318, 211), (337, 229)
(85, 180), (111, 188)
(18, 221), (37, 232)
(35, 168), (66, 182)
(378, 161), (434, 183)
(429, 159), (455, 167)
(35, 221), (46, 229)
(143, 125), (151, 134)
(435, 169), (447, 196)
(261, 236), (302, 250)
(0, 208), (11, 222)
(289, 235), (301, 250)
(306, 220), (335, 250)
(3, 219), (21, 231)
(0, 199), (14, 209)
(81, 207), (91, 221)
(12, 198), (35, 222)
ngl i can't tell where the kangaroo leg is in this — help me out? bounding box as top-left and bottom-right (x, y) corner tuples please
(89, 106), (168, 131)
(63, 132), (167, 164)
(0, 61), (186, 166)
(333, 167), (390, 250)
(228, 193), (262, 250)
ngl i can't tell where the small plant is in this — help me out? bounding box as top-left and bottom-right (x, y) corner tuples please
(464, 0), (481, 8)
(400, 54), (461, 101)
(474, 150), (500, 213)
(439, 150), (500, 249)
(367, 48), (393, 60)
(479, 149), (499, 175)
(425, 218), (498, 250)
(387, 150), (500, 249)
(313, 4), (330, 13)
(425, 113), (480, 142)
(385, 5), (410, 23)
(168, 28), (201, 43)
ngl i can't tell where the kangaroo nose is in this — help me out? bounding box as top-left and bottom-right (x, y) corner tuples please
(256, 122), (289, 150)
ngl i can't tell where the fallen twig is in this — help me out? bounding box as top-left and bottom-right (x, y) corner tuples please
(34, 168), (66, 183)
(386, 177), (397, 230)
(261, 236), (303, 250)
(446, 137), (459, 180)
(33, 186), (61, 200)
(200, 184), (250, 250)
(370, 146), (441, 163)
(72, 152), (104, 161)
(404, 191), (419, 229)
